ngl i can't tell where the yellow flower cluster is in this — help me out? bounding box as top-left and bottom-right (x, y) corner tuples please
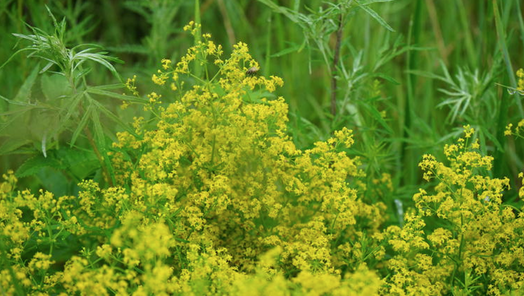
(505, 119), (524, 138)
(110, 27), (385, 286)
(506, 69), (524, 137)
(517, 68), (524, 92)
(0, 26), (387, 295)
(383, 125), (524, 295)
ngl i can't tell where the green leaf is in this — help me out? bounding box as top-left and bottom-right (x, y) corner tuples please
(90, 99), (136, 135)
(14, 65), (40, 102)
(355, 1), (395, 32)
(70, 103), (92, 147)
(358, 0), (393, 4)
(270, 43), (303, 57)
(41, 73), (72, 101)
(56, 146), (99, 180)
(359, 102), (394, 135)
(104, 44), (149, 55)
(372, 73), (400, 85)
(86, 86), (146, 103)
(479, 126), (504, 153)
(71, 47), (124, 81)
(257, 0), (302, 24)
(15, 146), (100, 181)
(0, 138), (31, 155)
(15, 153), (65, 178)
(90, 102), (106, 149)
(59, 92), (84, 127)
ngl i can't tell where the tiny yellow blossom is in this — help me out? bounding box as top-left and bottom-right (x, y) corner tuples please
(505, 123), (513, 136)
(120, 100), (129, 110)
(463, 124), (474, 138)
(518, 68), (524, 91)
(161, 58), (171, 70)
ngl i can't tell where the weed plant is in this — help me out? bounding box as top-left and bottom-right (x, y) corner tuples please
(1, 0), (524, 295)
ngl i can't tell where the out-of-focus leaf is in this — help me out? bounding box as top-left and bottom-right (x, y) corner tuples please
(41, 73), (72, 101)
(0, 138), (31, 155)
(15, 154), (65, 178)
(14, 65), (40, 102)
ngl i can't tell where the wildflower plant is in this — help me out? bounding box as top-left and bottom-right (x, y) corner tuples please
(0, 7), (143, 188)
(383, 125), (524, 295)
(113, 21), (387, 278)
(0, 23), (386, 295)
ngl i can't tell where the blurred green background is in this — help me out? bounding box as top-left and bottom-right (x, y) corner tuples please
(1, 0), (523, 203)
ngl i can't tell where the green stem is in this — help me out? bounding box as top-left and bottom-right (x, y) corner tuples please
(264, 13), (272, 77)
(492, 0), (523, 117)
(85, 125), (113, 187)
(492, 0), (520, 177)
(193, 0), (202, 78)
(330, 13), (344, 117)
(401, 0), (422, 186)
(456, 1), (477, 67)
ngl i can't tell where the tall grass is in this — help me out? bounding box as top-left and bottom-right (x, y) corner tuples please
(1, 0), (523, 208)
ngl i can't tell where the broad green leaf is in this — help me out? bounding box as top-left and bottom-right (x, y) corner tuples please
(41, 73), (72, 101)
(56, 146), (99, 180)
(15, 153), (65, 178)
(36, 166), (69, 196)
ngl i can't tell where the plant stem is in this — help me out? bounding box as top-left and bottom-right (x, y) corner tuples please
(331, 13), (344, 116)
(492, 0), (523, 116)
(492, 0), (521, 177)
(401, 0), (422, 186)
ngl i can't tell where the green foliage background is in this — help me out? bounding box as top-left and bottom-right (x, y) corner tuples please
(2, 0), (524, 197)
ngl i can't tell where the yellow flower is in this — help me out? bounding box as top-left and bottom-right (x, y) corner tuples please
(28, 252), (55, 271)
(463, 124), (474, 138)
(503, 124), (512, 135)
(161, 58), (172, 70)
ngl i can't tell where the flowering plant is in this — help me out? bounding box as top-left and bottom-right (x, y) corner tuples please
(1, 22), (524, 296)
(0, 23), (385, 295)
